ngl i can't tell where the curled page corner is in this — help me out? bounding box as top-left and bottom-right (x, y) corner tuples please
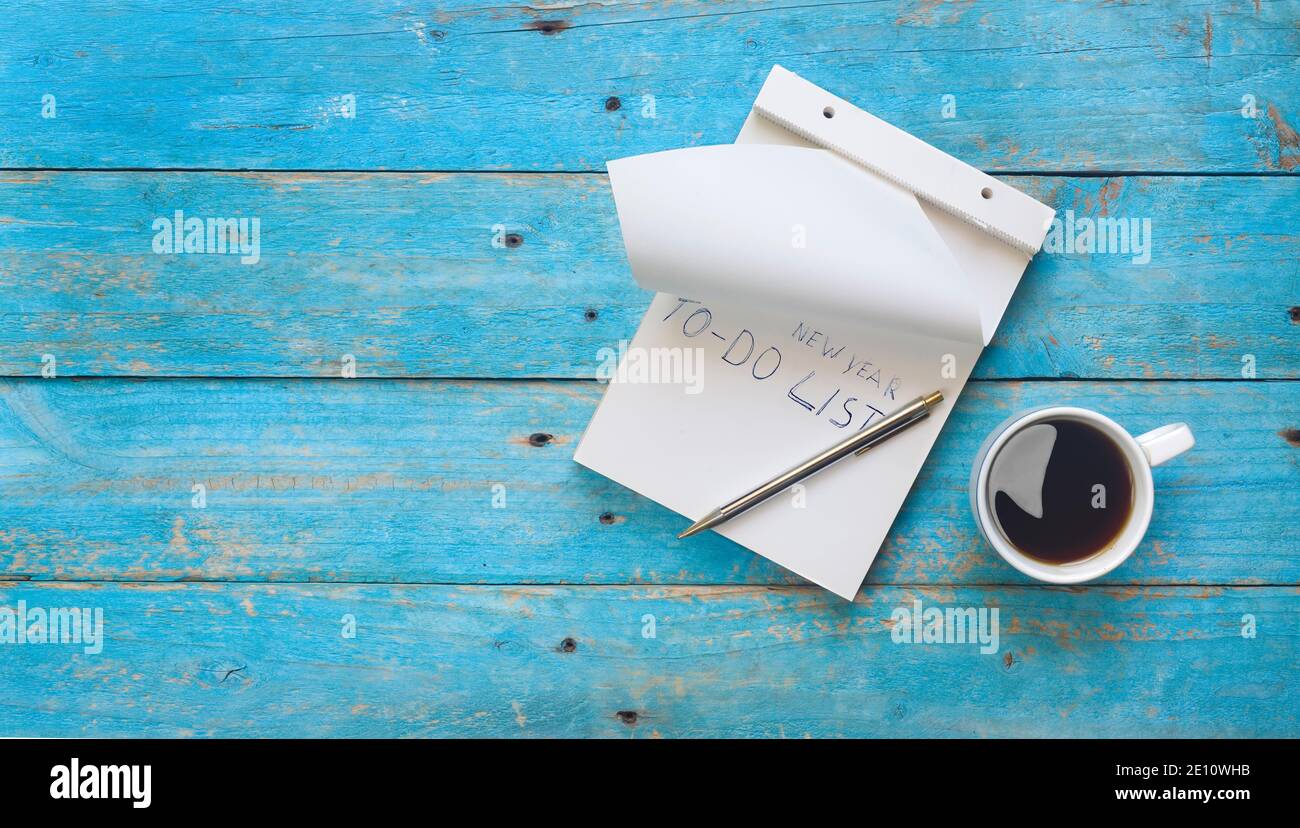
(607, 143), (986, 345)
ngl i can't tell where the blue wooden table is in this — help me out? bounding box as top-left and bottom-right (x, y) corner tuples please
(1, 1), (1296, 737)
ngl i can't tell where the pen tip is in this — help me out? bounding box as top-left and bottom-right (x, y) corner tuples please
(677, 511), (719, 539)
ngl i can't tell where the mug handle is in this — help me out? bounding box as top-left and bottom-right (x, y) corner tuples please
(1135, 423), (1195, 467)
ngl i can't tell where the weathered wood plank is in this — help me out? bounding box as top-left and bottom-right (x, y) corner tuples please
(0, 581), (1293, 737)
(2, 1), (1296, 172)
(1, 172), (1295, 379)
(1, 377), (1294, 586)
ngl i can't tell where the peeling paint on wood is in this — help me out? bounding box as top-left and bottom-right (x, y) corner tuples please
(0, 173), (1295, 379)
(0, 378), (1293, 586)
(0, 582), (1293, 737)
(0, 1), (1296, 171)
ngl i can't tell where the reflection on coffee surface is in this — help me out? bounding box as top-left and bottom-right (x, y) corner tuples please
(988, 419), (1134, 564)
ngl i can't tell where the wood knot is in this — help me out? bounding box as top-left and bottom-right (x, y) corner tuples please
(615, 710), (638, 726)
(604, 96), (621, 112)
(1289, 306), (1299, 323)
(527, 20), (570, 35)
(527, 432), (553, 447)
(584, 308), (599, 321)
(559, 637), (577, 653)
(598, 511), (617, 525)
(504, 233), (523, 248)
(1280, 428), (1300, 447)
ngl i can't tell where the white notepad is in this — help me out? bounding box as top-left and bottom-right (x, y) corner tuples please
(575, 66), (1054, 599)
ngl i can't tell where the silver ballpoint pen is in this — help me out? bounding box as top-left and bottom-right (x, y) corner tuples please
(677, 390), (945, 539)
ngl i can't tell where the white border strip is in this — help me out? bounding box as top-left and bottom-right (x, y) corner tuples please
(752, 66), (1055, 256)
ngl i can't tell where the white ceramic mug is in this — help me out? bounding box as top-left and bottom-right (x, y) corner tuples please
(970, 407), (1194, 583)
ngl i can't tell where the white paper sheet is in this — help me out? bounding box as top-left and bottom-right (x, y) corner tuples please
(607, 145), (985, 345)
(574, 66), (1053, 599)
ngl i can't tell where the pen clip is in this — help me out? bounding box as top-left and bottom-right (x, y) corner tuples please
(853, 391), (943, 456)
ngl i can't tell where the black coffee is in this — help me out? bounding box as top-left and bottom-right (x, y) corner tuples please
(988, 418), (1133, 564)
